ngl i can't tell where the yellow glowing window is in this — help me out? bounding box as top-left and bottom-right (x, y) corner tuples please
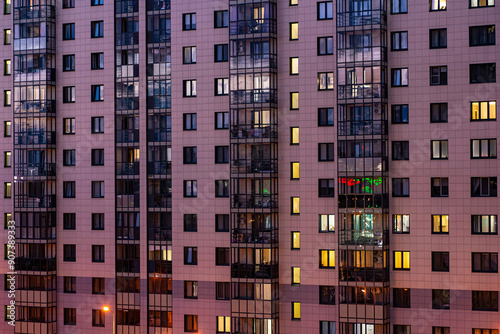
(292, 267), (300, 284)
(290, 57), (299, 75)
(291, 162), (300, 179)
(432, 214), (449, 233)
(471, 101), (496, 121)
(394, 251), (410, 270)
(290, 22), (298, 40)
(290, 92), (299, 110)
(290, 0), (298, 5)
(290, 127), (299, 145)
(320, 250), (335, 268)
(291, 232), (300, 249)
(4, 151), (11, 167)
(4, 182), (11, 198)
(216, 316), (230, 333)
(292, 302), (301, 320)
(291, 197), (300, 214)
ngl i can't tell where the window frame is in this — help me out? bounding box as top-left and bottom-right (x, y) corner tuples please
(317, 1), (333, 20)
(393, 214), (410, 233)
(430, 65), (448, 85)
(90, 20), (104, 38)
(431, 140), (448, 159)
(392, 104), (409, 124)
(183, 180), (198, 198)
(183, 80), (197, 97)
(63, 149), (76, 166)
(319, 249), (335, 268)
(391, 0), (408, 14)
(183, 113), (197, 131)
(472, 252), (498, 273)
(91, 52), (104, 70)
(215, 78), (229, 96)
(430, 28), (447, 49)
(319, 285), (336, 305)
(318, 107), (334, 126)
(431, 103), (448, 123)
(63, 86), (76, 103)
(318, 72), (334, 91)
(318, 179), (335, 198)
(470, 101), (496, 121)
(469, 0), (495, 8)
(91, 181), (104, 198)
(392, 141), (409, 160)
(62, 54), (75, 72)
(393, 288), (411, 308)
(214, 10), (229, 28)
(432, 289), (450, 309)
(318, 143), (335, 161)
(431, 177), (449, 197)
(471, 215), (497, 235)
(215, 112), (229, 129)
(432, 214), (449, 234)
(391, 31), (408, 51)
(62, 23), (75, 40)
(183, 13), (196, 31)
(289, 22), (298, 40)
(214, 44), (228, 62)
(432, 252), (450, 272)
(471, 177), (497, 197)
(470, 63), (496, 84)
(317, 36), (334, 55)
(469, 25), (496, 47)
(472, 290), (498, 311)
(471, 139), (497, 159)
(430, 0), (447, 11)
(393, 251), (410, 270)
(183, 46), (197, 64)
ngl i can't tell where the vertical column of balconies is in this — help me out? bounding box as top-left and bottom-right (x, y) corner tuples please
(336, 1), (390, 333)
(12, 0), (57, 332)
(114, 0), (141, 330)
(145, 0), (173, 331)
(229, 1), (279, 333)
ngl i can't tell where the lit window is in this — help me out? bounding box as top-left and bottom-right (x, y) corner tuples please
(393, 214), (410, 233)
(4, 151), (11, 167)
(3, 59), (11, 75)
(471, 101), (496, 121)
(3, 29), (11, 45)
(184, 314), (198, 332)
(183, 46), (197, 64)
(4, 0), (11, 14)
(4, 182), (11, 198)
(290, 127), (299, 145)
(292, 267), (300, 285)
(318, 72), (334, 90)
(430, 0), (446, 11)
(394, 251), (410, 270)
(291, 232), (300, 250)
(470, 0), (494, 8)
(319, 250), (335, 268)
(290, 0), (298, 5)
(471, 139), (497, 158)
(216, 316), (230, 333)
(319, 214), (335, 232)
(471, 215), (497, 234)
(3, 90), (11, 106)
(63, 118), (76, 135)
(292, 302), (301, 320)
(431, 140), (448, 159)
(291, 197), (300, 214)
(290, 22), (298, 40)
(433, 327), (450, 334)
(391, 0), (408, 13)
(432, 215), (449, 233)
(183, 80), (196, 97)
(290, 92), (299, 110)
(215, 78), (229, 96)
(290, 57), (299, 75)
(290, 162), (300, 180)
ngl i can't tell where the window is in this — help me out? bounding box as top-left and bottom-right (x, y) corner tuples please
(471, 177), (497, 197)
(183, 214), (197, 232)
(471, 215), (497, 234)
(318, 36), (334, 55)
(184, 281), (198, 299)
(290, 22), (298, 40)
(470, 25), (495, 46)
(91, 0), (103, 6)
(92, 278), (104, 294)
(215, 146), (229, 164)
(431, 103), (448, 123)
(3, 29), (11, 45)
(319, 179), (335, 197)
(430, 28), (447, 48)
(391, 0), (408, 13)
(432, 215), (449, 234)
(3, 151), (10, 167)
(290, 162), (300, 180)
(216, 316), (230, 333)
(470, 0), (495, 7)
(318, 72), (334, 90)
(183, 147), (197, 164)
(432, 289), (450, 309)
(4, 0), (11, 14)
(431, 140), (448, 159)
(216, 282), (230, 300)
(471, 139), (497, 158)
(63, 276), (76, 293)
(391, 104), (409, 124)
(289, 57), (299, 75)
(92, 213), (104, 230)
(319, 286), (335, 305)
(92, 245), (104, 262)
(473, 330), (499, 334)
(215, 180), (229, 198)
(470, 63), (496, 83)
(63, 213), (76, 230)
(90, 117), (104, 134)
(62, 118), (76, 135)
(392, 31), (408, 51)
(290, 127), (299, 144)
(183, 113), (197, 130)
(291, 197), (300, 214)
(292, 267), (301, 285)
(184, 247), (197, 265)
(431, 178), (449, 197)
(291, 231), (300, 250)
(215, 214), (229, 232)
(471, 101), (496, 121)
(290, 92), (299, 110)
(90, 21), (104, 38)
(472, 291), (498, 311)
(215, 44), (228, 62)
(433, 327), (450, 334)
(4, 121), (11, 137)
(92, 181), (104, 198)
(292, 302), (301, 320)
(183, 13), (196, 31)
(64, 308), (76, 325)
(91, 149), (104, 166)
(183, 46), (197, 64)
(91, 85), (104, 101)
(91, 53), (104, 70)
(392, 141), (409, 160)
(3, 90), (10, 106)
(62, 150), (75, 166)
(430, 66), (447, 85)
(215, 78), (229, 96)
(472, 252), (498, 272)
(317, 2), (333, 20)
(318, 108), (334, 126)
(319, 250), (335, 268)
(216, 247), (230, 266)
(290, 0), (298, 4)
(63, 86), (75, 103)
(320, 321), (336, 334)
(432, 252), (450, 272)
(430, 0), (446, 10)
(61, 55), (75, 72)
(392, 68), (409, 86)
(63, 245), (76, 262)
(393, 178), (410, 197)
(183, 80), (196, 97)
(393, 214), (410, 233)
(319, 214), (335, 233)
(215, 112), (229, 129)
(318, 143), (334, 161)
(62, 0), (74, 8)
(3, 182), (10, 198)
(214, 10), (228, 28)
(63, 23), (75, 40)
(394, 251), (410, 270)
(394, 326), (411, 334)
(4, 212), (12, 229)
(63, 181), (75, 198)
(92, 310), (105, 327)
(394, 288), (411, 308)
(3, 59), (11, 75)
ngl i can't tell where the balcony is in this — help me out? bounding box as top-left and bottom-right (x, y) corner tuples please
(14, 100), (56, 114)
(337, 120), (387, 136)
(232, 230), (277, 244)
(231, 160), (276, 174)
(14, 68), (56, 83)
(146, 0), (170, 11)
(339, 230), (388, 247)
(230, 20), (276, 35)
(15, 163), (56, 177)
(232, 195), (276, 209)
(339, 267), (389, 283)
(231, 264), (278, 279)
(147, 195), (171, 208)
(147, 261), (172, 274)
(15, 195), (56, 208)
(116, 194), (140, 208)
(116, 162), (139, 175)
(116, 130), (139, 143)
(16, 258), (56, 272)
(14, 5), (55, 19)
(230, 55), (277, 70)
(147, 228), (172, 242)
(231, 125), (277, 140)
(148, 161), (171, 175)
(147, 129), (171, 142)
(15, 131), (56, 145)
(230, 90), (277, 105)
(338, 194), (388, 209)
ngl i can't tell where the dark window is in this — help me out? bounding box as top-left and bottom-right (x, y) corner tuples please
(63, 213), (76, 230)
(63, 150), (76, 166)
(470, 25), (495, 46)
(471, 139), (497, 158)
(183, 13), (196, 31)
(318, 36), (334, 55)
(393, 214), (410, 233)
(432, 252), (450, 272)
(430, 66), (447, 85)
(63, 118), (76, 135)
(183, 147), (197, 164)
(184, 281), (198, 299)
(215, 180), (229, 198)
(430, 103), (448, 123)
(472, 252), (498, 272)
(91, 53), (104, 70)
(393, 178), (410, 197)
(91, 0), (103, 6)
(317, 2), (333, 20)
(393, 288), (411, 308)
(215, 44), (228, 62)
(63, 55), (75, 71)
(64, 244), (76, 262)
(63, 181), (75, 198)
(319, 286), (335, 304)
(92, 213), (104, 230)
(63, 86), (75, 103)
(184, 214), (197, 232)
(215, 78), (229, 96)
(215, 112), (229, 129)
(471, 215), (497, 234)
(216, 247), (230, 266)
(391, 0), (408, 13)
(320, 321), (336, 334)
(392, 141), (409, 160)
(91, 21), (104, 38)
(215, 146), (229, 163)
(184, 315), (198, 332)
(214, 10), (228, 28)
(318, 179), (335, 197)
(92, 278), (105, 294)
(430, 0), (447, 10)
(392, 68), (409, 86)
(470, 0), (495, 8)
(318, 108), (334, 126)
(91, 149), (104, 166)
(472, 291), (498, 311)
(92, 310), (105, 327)
(432, 289), (450, 309)
(63, 23), (75, 40)
(430, 28), (447, 48)
(183, 80), (196, 97)
(91, 116), (104, 133)
(392, 104), (409, 124)
(431, 140), (448, 159)
(216, 282), (230, 300)
(394, 325), (411, 334)
(62, 0), (75, 8)
(431, 177), (449, 197)
(471, 101), (496, 121)
(470, 63), (496, 83)
(471, 177), (497, 197)
(392, 31), (408, 51)
(91, 181), (104, 198)
(64, 276), (76, 293)
(91, 85), (104, 101)
(183, 113), (197, 130)
(64, 308), (76, 325)
(183, 46), (197, 64)
(318, 143), (335, 161)
(184, 180), (197, 197)
(184, 247), (197, 265)
(92, 245), (104, 262)
(215, 214), (229, 232)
